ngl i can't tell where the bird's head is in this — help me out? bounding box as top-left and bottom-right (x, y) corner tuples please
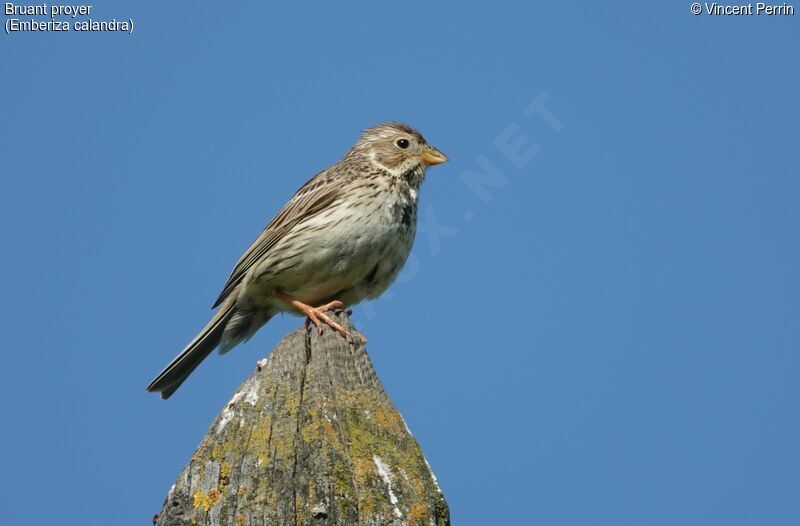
(345, 122), (448, 183)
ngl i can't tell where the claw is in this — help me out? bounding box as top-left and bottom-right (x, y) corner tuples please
(278, 293), (351, 340)
(306, 308), (350, 339)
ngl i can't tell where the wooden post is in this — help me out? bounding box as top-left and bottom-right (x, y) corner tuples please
(155, 312), (449, 526)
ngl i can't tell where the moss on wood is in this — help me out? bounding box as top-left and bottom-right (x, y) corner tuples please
(155, 313), (449, 526)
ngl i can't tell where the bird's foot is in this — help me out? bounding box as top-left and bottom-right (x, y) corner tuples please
(342, 309), (367, 344)
(277, 293), (349, 339)
(304, 303), (367, 344)
(301, 300), (350, 339)
(277, 293), (367, 344)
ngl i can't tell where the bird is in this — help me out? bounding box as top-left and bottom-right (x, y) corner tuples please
(147, 122), (448, 399)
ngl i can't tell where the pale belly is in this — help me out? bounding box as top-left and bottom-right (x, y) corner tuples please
(238, 196), (416, 309)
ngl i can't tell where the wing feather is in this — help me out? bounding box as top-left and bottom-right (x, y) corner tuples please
(212, 170), (342, 307)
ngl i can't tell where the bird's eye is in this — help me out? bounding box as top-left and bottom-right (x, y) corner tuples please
(396, 138), (410, 149)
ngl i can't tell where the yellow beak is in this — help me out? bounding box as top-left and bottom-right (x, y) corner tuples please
(420, 146), (448, 166)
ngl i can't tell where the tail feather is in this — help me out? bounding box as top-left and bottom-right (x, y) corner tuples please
(147, 303), (237, 399)
(219, 309), (271, 354)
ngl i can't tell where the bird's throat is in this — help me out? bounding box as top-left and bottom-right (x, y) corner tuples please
(400, 163), (425, 190)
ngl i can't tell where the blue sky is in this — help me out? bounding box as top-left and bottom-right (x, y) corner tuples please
(1, 2), (798, 524)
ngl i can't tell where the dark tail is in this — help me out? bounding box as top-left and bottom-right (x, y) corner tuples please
(147, 302), (237, 399)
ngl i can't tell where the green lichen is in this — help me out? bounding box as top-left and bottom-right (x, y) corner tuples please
(166, 326), (449, 525)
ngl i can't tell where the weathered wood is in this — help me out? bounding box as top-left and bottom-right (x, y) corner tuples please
(155, 312), (449, 526)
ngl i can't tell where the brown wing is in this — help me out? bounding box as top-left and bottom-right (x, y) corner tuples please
(212, 169), (341, 308)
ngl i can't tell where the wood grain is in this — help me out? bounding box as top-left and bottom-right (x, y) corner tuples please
(155, 312), (449, 526)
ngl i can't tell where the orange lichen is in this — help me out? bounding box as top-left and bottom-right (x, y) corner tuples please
(192, 488), (220, 511)
(407, 502), (430, 525)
